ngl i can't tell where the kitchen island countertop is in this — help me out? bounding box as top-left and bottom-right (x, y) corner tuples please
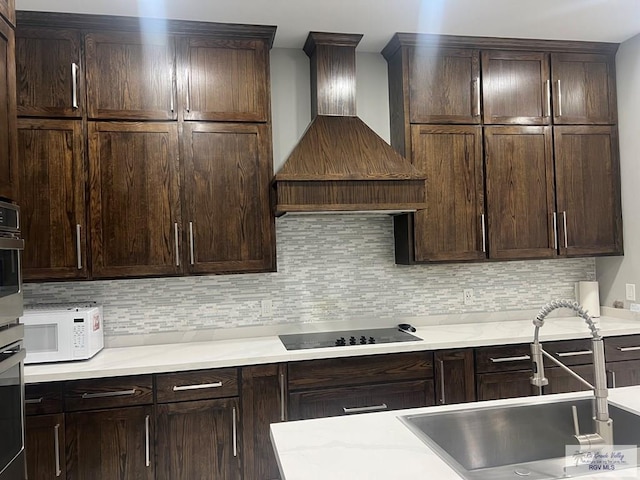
(24, 310), (640, 383)
(270, 385), (640, 480)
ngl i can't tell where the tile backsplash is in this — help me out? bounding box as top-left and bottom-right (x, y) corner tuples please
(24, 215), (596, 339)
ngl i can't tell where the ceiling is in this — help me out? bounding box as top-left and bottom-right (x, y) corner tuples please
(15, 0), (640, 52)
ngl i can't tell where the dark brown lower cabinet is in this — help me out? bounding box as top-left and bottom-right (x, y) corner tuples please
(156, 398), (241, 480)
(476, 370), (538, 401)
(434, 349), (476, 404)
(26, 413), (66, 480)
(241, 364), (286, 480)
(289, 380), (434, 421)
(66, 406), (154, 480)
(545, 364), (595, 395)
(607, 360), (640, 388)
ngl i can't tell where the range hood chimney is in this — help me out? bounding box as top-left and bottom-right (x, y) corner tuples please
(273, 32), (427, 216)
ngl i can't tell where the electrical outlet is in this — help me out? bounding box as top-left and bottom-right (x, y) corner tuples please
(261, 299), (273, 317)
(626, 283), (636, 302)
(463, 288), (474, 305)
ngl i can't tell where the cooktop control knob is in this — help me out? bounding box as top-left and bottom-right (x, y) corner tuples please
(368, 337), (376, 344)
(359, 336), (367, 345)
(349, 336), (356, 345)
(335, 337), (346, 346)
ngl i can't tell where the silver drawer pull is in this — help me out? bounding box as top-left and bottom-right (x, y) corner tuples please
(54, 423), (62, 477)
(25, 397), (44, 404)
(490, 355), (531, 363)
(172, 382), (223, 392)
(81, 389), (137, 399)
(145, 415), (150, 467)
(342, 404), (388, 414)
(557, 350), (592, 357)
(617, 346), (640, 352)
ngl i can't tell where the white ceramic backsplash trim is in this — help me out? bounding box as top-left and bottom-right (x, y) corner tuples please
(23, 215), (596, 340)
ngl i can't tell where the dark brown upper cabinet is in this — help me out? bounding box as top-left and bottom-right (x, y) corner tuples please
(484, 126), (557, 260)
(178, 37), (269, 122)
(18, 119), (87, 281)
(408, 47), (480, 124)
(397, 125), (485, 263)
(85, 31), (176, 120)
(181, 122), (275, 274)
(481, 50), (551, 125)
(88, 122), (181, 278)
(0, 0), (14, 27)
(0, 18), (17, 201)
(16, 27), (83, 117)
(551, 53), (617, 125)
(554, 126), (623, 256)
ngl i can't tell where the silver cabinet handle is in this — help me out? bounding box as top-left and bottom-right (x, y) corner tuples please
(232, 407), (238, 457)
(473, 77), (480, 117)
(169, 67), (174, 113)
(553, 212), (558, 250)
(185, 67), (191, 113)
(544, 79), (551, 117)
(54, 423), (62, 477)
(189, 221), (195, 265)
(279, 372), (286, 422)
(25, 397), (43, 404)
(81, 389), (137, 399)
(557, 350), (592, 357)
(342, 404), (388, 414)
(438, 359), (446, 404)
(607, 370), (617, 389)
(480, 214), (486, 253)
(490, 355), (531, 363)
(71, 63), (79, 109)
(144, 414), (150, 467)
(617, 346), (640, 352)
(172, 382), (222, 392)
(557, 79), (562, 116)
(562, 211), (568, 248)
(76, 224), (82, 269)
(174, 223), (180, 267)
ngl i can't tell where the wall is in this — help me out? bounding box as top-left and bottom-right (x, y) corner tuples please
(23, 48), (597, 338)
(596, 34), (640, 307)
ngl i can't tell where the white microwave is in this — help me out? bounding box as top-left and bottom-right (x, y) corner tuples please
(20, 303), (104, 364)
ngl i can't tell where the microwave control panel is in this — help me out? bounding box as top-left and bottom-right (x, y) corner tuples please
(73, 318), (86, 350)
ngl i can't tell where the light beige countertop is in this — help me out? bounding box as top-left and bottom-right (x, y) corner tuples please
(24, 307), (640, 383)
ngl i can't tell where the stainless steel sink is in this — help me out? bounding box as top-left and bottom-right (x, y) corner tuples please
(400, 398), (640, 480)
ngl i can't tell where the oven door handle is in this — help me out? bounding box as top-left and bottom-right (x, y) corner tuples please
(0, 347), (26, 372)
(0, 237), (24, 250)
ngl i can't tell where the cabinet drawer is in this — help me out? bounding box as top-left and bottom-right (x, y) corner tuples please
(25, 383), (63, 415)
(544, 338), (594, 367)
(156, 368), (239, 403)
(475, 344), (532, 373)
(289, 379), (434, 421)
(64, 375), (153, 411)
(287, 352), (433, 391)
(605, 335), (640, 362)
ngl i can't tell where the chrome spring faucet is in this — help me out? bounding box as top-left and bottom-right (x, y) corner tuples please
(530, 299), (613, 452)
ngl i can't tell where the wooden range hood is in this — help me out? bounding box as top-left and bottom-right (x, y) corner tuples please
(273, 32), (427, 216)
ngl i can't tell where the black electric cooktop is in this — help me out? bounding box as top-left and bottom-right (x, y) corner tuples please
(279, 326), (422, 351)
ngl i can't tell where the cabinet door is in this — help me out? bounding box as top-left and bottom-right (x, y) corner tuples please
(241, 364), (286, 480)
(16, 27), (83, 117)
(182, 123), (275, 274)
(66, 406), (154, 480)
(482, 50), (550, 125)
(408, 47), (480, 124)
(434, 349), (475, 405)
(179, 37), (269, 122)
(607, 360), (640, 388)
(0, 19), (17, 201)
(289, 380), (434, 421)
(545, 364), (594, 394)
(18, 119), (87, 280)
(410, 124), (485, 262)
(156, 398), (241, 480)
(26, 413), (66, 480)
(551, 53), (616, 125)
(484, 126), (557, 259)
(476, 371), (537, 401)
(88, 122), (181, 278)
(85, 32), (176, 120)
(554, 126), (622, 256)
(0, 0), (14, 27)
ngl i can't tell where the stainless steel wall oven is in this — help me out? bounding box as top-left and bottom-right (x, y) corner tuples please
(0, 200), (25, 480)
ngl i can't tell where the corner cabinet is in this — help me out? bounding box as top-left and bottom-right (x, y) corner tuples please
(383, 34), (623, 264)
(15, 12), (277, 280)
